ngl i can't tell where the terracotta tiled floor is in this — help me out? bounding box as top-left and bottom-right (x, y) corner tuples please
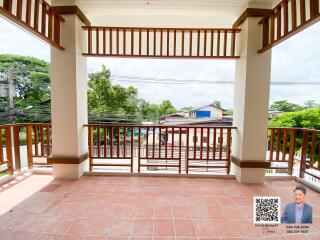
(0, 173), (319, 239)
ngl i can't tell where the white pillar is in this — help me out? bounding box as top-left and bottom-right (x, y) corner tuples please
(231, 17), (272, 183)
(50, 13), (89, 179)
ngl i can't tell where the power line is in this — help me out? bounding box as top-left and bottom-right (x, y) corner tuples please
(111, 75), (320, 85)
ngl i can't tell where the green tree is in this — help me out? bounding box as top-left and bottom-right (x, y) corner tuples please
(269, 107), (320, 129)
(269, 100), (303, 112)
(87, 65), (139, 115)
(158, 100), (176, 116)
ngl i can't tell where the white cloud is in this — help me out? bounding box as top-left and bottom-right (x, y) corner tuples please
(0, 17), (320, 110)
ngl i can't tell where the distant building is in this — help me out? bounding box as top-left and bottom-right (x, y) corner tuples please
(268, 111), (283, 119)
(190, 104), (223, 119)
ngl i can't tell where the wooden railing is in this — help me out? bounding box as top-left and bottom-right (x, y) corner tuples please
(85, 124), (236, 174)
(259, 0), (320, 53)
(0, 125), (13, 174)
(82, 26), (241, 59)
(267, 127), (320, 182)
(0, 0), (64, 49)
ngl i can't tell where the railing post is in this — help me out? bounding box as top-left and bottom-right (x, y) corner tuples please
(5, 127), (13, 175)
(26, 126), (33, 169)
(299, 131), (308, 178)
(13, 125), (21, 171)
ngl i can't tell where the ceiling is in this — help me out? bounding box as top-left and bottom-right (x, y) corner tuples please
(51, 0), (281, 28)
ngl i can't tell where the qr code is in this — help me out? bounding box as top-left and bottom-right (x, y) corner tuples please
(253, 197), (281, 224)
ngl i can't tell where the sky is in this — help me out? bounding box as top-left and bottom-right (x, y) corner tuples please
(0, 16), (320, 110)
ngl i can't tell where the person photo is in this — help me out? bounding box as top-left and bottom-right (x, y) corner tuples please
(281, 185), (312, 224)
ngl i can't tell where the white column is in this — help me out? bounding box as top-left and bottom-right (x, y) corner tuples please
(231, 17), (272, 183)
(50, 14), (89, 179)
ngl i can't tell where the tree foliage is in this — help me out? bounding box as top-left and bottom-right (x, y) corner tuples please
(269, 100), (303, 112)
(269, 106), (320, 129)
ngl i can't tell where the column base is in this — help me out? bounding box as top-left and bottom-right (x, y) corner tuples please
(53, 160), (89, 179)
(49, 153), (89, 179)
(230, 156), (270, 183)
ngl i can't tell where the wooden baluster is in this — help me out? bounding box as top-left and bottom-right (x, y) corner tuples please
(197, 30), (200, 56)
(178, 127), (182, 173)
(262, 18), (270, 48)
(217, 30), (220, 56)
(13, 126), (21, 171)
(123, 127), (126, 158)
(288, 130), (296, 175)
(310, 0), (319, 18)
(181, 30), (185, 56)
(275, 129), (281, 160)
(154, 29), (156, 56)
(152, 127), (155, 159)
(299, 131), (308, 178)
(16, 0), (23, 19)
(48, 10), (53, 40)
(138, 127), (141, 172)
(139, 29), (142, 55)
(200, 127), (203, 160)
(116, 28), (119, 55)
(103, 127), (107, 157)
(34, 0), (40, 31)
(46, 126), (50, 156)
(3, 0), (13, 12)
(147, 29), (149, 56)
(165, 127), (168, 159)
(276, 7), (281, 40)
(300, 0), (306, 24)
(160, 29), (163, 56)
(0, 129), (3, 163)
(283, 0), (289, 34)
(310, 132), (316, 164)
(110, 29), (113, 54)
(213, 128), (216, 160)
(88, 27), (92, 54)
(26, 126), (33, 169)
(189, 30), (193, 56)
(291, 0), (297, 30)
(231, 31), (236, 56)
(206, 128), (210, 159)
(203, 30), (207, 56)
(186, 128), (190, 173)
(96, 28), (99, 54)
(53, 15), (61, 46)
(270, 13), (275, 43)
(117, 127), (120, 158)
(173, 29), (177, 56)
(167, 29), (170, 56)
(41, 2), (47, 35)
(171, 127), (174, 159)
(40, 126), (44, 157)
(131, 29), (134, 55)
(269, 129), (274, 161)
(123, 29), (126, 55)
(97, 127), (100, 157)
(193, 128), (197, 159)
(219, 128), (223, 159)
(88, 126), (93, 171)
(146, 127), (149, 159)
(226, 128), (231, 174)
(110, 127), (113, 157)
(5, 127), (13, 174)
(159, 127), (162, 158)
(223, 30), (227, 56)
(282, 129), (288, 161)
(103, 28), (106, 55)
(130, 126), (134, 172)
(26, 0), (32, 25)
(210, 30), (214, 56)
(34, 126), (38, 156)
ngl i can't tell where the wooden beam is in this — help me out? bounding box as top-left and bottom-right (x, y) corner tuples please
(233, 8), (273, 29)
(51, 5), (91, 26)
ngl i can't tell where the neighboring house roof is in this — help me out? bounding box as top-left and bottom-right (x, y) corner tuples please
(160, 116), (233, 126)
(191, 104), (224, 111)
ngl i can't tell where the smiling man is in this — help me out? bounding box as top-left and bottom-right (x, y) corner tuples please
(281, 185), (313, 224)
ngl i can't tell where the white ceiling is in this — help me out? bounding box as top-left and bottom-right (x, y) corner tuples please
(51, 0), (280, 28)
